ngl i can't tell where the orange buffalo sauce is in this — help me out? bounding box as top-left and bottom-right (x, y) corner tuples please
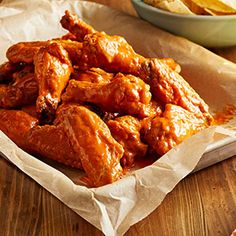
(213, 105), (236, 125)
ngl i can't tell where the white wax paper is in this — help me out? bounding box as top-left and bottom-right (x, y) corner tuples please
(0, 1), (236, 235)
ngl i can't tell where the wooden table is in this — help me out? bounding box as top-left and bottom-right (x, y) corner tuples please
(0, 0), (236, 235)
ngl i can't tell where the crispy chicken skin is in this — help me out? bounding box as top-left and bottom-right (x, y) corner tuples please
(0, 65), (38, 108)
(7, 41), (49, 64)
(71, 67), (113, 83)
(60, 10), (181, 72)
(27, 123), (82, 169)
(0, 61), (23, 83)
(28, 105), (124, 186)
(34, 42), (73, 123)
(0, 109), (38, 151)
(62, 73), (152, 117)
(21, 105), (37, 118)
(60, 32), (77, 41)
(159, 58), (181, 73)
(56, 105), (124, 187)
(108, 116), (148, 168)
(6, 40), (83, 65)
(144, 104), (209, 155)
(146, 59), (213, 124)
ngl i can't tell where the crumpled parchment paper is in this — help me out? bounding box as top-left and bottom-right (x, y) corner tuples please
(0, 1), (236, 235)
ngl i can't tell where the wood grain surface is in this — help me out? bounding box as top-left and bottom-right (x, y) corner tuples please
(0, 0), (236, 236)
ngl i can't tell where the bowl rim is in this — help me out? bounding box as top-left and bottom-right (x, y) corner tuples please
(132, 0), (236, 20)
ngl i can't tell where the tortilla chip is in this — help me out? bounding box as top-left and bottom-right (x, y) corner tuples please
(181, 0), (207, 14)
(204, 7), (235, 15)
(144, 0), (195, 15)
(191, 0), (236, 13)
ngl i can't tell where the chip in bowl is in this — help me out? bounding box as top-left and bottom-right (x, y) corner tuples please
(191, 0), (236, 13)
(144, 0), (195, 14)
(144, 0), (236, 15)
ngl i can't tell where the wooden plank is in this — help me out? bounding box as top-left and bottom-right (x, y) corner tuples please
(0, 156), (235, 235)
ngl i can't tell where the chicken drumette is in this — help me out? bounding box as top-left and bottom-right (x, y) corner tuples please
(62, 73), (152, 118)
(34, 42), (73, 123)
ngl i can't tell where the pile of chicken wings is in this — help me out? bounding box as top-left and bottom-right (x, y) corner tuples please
(0, 11), (213, 187)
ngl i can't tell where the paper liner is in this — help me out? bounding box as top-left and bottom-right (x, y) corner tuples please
(1, 1), (236, 235)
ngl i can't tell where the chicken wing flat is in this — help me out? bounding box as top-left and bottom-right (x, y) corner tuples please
(0, 109), (38, 151)
(107, 116), (148, 168)
(34, 42), (73, 123)
(145, 59), (213, 124)
(62, 73), (152, 118)
(0, 65), (38, 108)
(55, 104), (124, 187)
(144, 104), (210, 156)
(27, 124), (82, 169)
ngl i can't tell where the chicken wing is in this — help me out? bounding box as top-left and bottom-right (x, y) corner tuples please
(29, 104), (124, 186)
(0, 61), (23, 83)
(0, 109), (38, 151)
(79, 33), (212, 123)
(34, 42), (73, 123)
(6, 40), (82, 65)
(60, 32), (77, 41)
(144, 104), (209, 155)
(62, 73), (152, 118)
(6, 41), (49, 64)
(107, 116), (148, 168)
(144, 59), (213, 124)
(59, 105), (124, 186)
(0, 65), (38, 108)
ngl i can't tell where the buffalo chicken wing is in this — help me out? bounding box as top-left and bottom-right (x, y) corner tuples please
(144, 104), (209, 155)
(61, 105), (124, 186)
(62, 73), (152, 117)
(28, 105), (124, 187)
(34, 42), (73, 123)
